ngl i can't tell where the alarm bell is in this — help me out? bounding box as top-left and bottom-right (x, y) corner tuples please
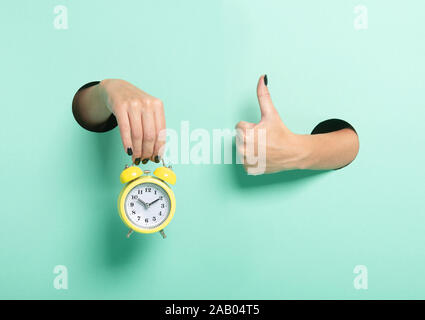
(119, 166), (143, 184)
(153, 166), (176, 185)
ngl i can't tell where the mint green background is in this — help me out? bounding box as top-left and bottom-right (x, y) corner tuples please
(0, 0), (424, 299)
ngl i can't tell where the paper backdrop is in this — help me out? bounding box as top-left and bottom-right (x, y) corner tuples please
(0, 0), (424, 299)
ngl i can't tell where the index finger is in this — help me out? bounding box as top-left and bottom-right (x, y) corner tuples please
(115, 110), (133, 156)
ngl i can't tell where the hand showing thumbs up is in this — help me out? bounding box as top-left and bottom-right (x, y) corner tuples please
(236, 75), (359, 175)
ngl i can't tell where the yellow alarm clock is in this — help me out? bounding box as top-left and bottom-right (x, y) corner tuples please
(117, 161), (176, 239)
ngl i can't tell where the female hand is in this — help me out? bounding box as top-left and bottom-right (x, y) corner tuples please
(236, 75), (359, 175)
(98, 79), (166, 165)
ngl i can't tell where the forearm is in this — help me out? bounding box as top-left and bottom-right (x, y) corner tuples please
(297, 129), (359, 170)
(72, 81), (112, 128)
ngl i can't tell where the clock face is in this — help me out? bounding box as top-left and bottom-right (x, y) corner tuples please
(124, 182), (171, 230)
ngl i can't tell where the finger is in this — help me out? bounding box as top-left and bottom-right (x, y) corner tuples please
(115, 110), (133, 156)
(245, 165), (265, 176)
(235, 121), (256, 146)
(256, 75), (278, 120)
(235, 122), (256, 163)
(152, 105), (166, 162)
(235, 120), (256, 131)
(244, 128), (257, 159)
(129, 109), (143, 164)
(141, 111), (156, 163)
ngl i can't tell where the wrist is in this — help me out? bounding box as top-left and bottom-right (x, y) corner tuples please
(98, 79), (114, 114)
(271, 133), (314, 171)
(292, 134), (315, 170)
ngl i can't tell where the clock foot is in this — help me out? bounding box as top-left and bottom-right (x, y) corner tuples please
(126, 229), (134, 238)
(159, 229), (166, 239)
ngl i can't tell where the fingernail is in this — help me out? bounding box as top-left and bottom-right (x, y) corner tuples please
(142, 159), (149, 164)
(127, 148), (133, 156)
(264, 74), (268, 86)
(135, 158), (141, 165)
(154, 155), (161, 163)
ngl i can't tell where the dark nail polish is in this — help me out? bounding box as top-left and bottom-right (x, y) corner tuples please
(264, 74), (268, 86)
(135, 158), (141, 165)
(154, 155), (160, 163)
(127, 148), (133, 156)
(142, 159), (149, 164)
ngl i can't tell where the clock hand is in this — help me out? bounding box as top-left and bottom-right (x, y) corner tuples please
(148, 198), (160, 206)
(137, 198), (149, 209)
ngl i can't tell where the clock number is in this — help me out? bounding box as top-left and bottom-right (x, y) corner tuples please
(131, 210), (136, 215)
(161, 204), (165, 208)
(145, 187), (152, 193)
(152, 217), (156, 222)
(130, 202), (134, 207)
(144, 218), (149, 223)
(131, 195), (138, 200)
(137, 216), (141, 221)
(159, 211), (162, 216)
(137, 189), (143, 195)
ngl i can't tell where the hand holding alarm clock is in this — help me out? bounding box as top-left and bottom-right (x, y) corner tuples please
(117, 160), (176, 239)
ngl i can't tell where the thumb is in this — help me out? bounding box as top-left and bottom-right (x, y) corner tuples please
(257, 75), (278, 120)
